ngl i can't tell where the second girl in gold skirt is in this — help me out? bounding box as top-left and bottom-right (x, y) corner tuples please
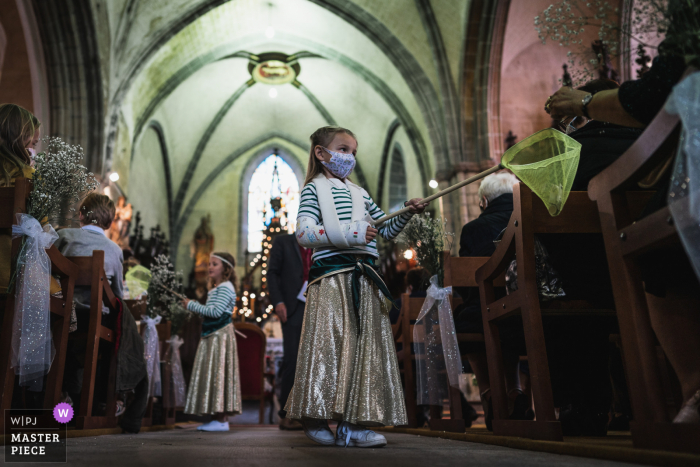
(182, 252), (241, 431)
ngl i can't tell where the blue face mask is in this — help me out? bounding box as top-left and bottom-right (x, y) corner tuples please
(320, 147), (356, 179)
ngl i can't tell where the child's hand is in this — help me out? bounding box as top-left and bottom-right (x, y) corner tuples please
(365, 227), (378, 244)
(406, 198), (428, 214)
(181, 298), (190, 309)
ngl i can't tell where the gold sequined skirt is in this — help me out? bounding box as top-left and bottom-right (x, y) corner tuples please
(184, 323), (242, 416)
(284, 272), (407, 427)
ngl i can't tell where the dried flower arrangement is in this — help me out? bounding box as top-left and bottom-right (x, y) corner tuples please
(146, 254), (190, 334)
(27, 137), (99, 224)
(395, 213), (454, 287)
(533, 0), (696, 85)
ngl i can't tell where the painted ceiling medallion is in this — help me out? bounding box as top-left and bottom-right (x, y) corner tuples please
(249, 52), (300, 85)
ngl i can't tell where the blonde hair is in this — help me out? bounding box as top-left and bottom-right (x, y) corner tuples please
(0, 104), (41, 185)
(208, 251), (238, 290)
(303, 126), (357, 186)
(478, 172), (519, 203)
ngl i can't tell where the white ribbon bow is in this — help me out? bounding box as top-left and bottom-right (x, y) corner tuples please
(142, 315), (162, 398)
(413, 275), (463, 405)
(11, 214), (58, 391)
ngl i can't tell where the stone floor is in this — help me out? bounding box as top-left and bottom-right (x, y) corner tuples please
(18, 425), (644, 467)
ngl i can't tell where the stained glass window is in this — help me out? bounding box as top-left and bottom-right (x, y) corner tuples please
(388, 147), (407, 212)
(248, 155), (300, 252)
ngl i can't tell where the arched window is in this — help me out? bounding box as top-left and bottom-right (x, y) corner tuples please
(388, 146), (407, 212)
(247, 154), (300, 252)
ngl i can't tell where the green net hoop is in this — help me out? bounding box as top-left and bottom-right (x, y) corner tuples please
(125, 265), (152, 298)
(501, 128), (581, 216)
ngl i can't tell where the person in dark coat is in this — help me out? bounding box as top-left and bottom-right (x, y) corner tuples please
(453, 172), (531, 430)
(267, 233), (312, 430)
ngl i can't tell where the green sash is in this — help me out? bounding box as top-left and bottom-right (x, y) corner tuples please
(308, 254), (394, 334)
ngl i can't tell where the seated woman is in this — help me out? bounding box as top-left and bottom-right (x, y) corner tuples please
(0, 104), (41, 294)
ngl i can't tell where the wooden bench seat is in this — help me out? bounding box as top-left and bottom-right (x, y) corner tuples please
(476, 184), (618, 441)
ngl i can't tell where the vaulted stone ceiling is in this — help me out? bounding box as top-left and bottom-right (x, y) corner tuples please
(90, 0), (469, 270)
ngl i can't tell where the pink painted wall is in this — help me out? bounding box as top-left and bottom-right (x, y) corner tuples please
(499, 0), (621, 146)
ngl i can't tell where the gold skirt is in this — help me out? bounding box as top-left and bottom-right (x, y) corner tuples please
(184, 323), (242, 416)
(284, 272), (407, 427)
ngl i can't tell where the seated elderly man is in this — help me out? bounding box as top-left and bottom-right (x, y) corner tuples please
(453, 171), (532, 430)
(56, 194), (147, 434)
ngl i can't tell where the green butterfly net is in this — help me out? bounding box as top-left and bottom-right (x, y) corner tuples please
(501, 128), (581, 216)
(125, 265), (152, 298)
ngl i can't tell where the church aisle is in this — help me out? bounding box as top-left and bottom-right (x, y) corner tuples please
(18, 426), (643, 467)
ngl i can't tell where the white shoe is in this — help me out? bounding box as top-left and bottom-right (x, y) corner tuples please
(335, 421), (387, 448)
(197, 421), (230, 432)
(302, 418), (335, 445)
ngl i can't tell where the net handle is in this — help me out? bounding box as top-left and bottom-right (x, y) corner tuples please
(373, 164), (503, 227)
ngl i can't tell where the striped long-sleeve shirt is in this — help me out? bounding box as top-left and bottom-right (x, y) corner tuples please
(296, 178), (413, 261)
(186, 281), (236, 318)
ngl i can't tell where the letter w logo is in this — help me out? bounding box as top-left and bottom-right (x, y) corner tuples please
(58, 409), (69, 418)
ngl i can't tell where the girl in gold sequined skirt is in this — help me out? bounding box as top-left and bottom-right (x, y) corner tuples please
(284, 127), (428, 447)
(181, 252), (241, 432)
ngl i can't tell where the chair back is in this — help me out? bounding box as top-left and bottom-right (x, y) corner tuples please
(66, 250), (119, 312)
(235, 322), (266, 398)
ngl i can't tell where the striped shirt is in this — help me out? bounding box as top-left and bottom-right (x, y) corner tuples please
(187, 281), (236, 318)
(297, 179), (413, 261)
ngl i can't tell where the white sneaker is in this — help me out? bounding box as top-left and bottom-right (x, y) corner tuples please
(301, 418), (335, 445)
(197, 420), (230, 432)
(335, 421), (387, 448)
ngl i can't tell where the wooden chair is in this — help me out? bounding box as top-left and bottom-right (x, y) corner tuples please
(235, 322), (267, 423)
(66, 251), (120, 429)
(393, 289), (467, 432)
(442, 253), (509, 428)
(0, 179), (78, 433)
(475, 183), (618, 441)
(394, 294), (429, 429)
(588, 69), (700, 454)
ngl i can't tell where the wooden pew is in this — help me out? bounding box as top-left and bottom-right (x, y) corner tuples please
(0, 179), (78, 432)
(588, 69), (700, 454)
(66, 251), (120, 429)
(475, 183), (617, 441)
(394, 288), (471, 432)
(394, 294), (428, 428)
(442, 253), (507, 429)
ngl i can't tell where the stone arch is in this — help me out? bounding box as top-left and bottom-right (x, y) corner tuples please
(32, 0), (103, 172)
(146, 120), (175, 236)
(104, 0), (446, 177)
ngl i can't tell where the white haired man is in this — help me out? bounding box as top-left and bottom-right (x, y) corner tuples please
(453, 172), (533, 430)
